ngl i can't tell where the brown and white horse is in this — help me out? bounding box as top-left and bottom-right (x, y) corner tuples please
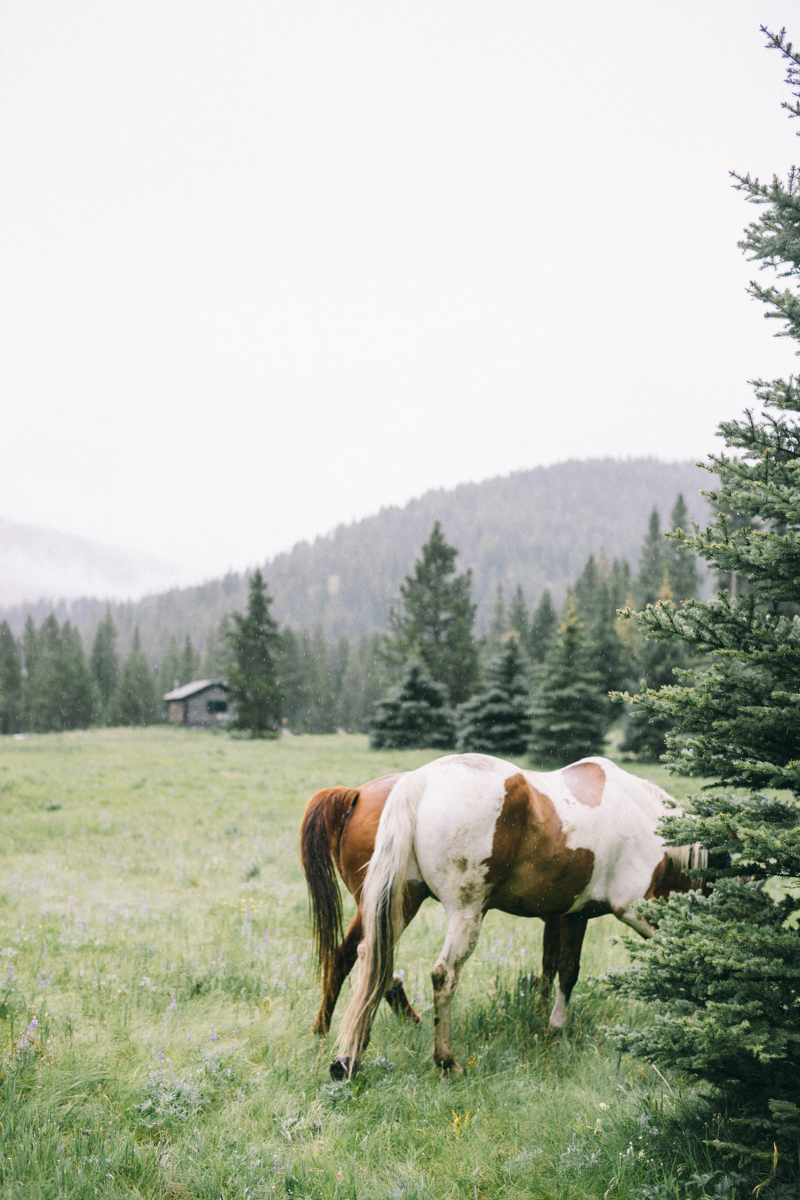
(300, 767), (621, 1036)
(333, 753), (708, 1079)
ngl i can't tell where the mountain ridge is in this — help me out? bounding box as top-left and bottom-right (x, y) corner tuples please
(0, 457), (713, 658)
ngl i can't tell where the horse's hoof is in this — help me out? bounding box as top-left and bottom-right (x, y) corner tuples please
(410, 1010), (421, 1025)
(436, 1059), (464, 1077)
(330, 1055), (351, 1082)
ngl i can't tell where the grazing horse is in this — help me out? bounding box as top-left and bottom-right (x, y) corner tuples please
(301, 772), (422, 1035)
(300, 769), (620, 1036)
(333, 753), (708, 1079)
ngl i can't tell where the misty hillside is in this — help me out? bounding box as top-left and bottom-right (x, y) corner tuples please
(0, 458), (713, 659)
(0, 516), (183, 606)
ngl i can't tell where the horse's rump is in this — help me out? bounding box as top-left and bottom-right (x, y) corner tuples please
(300, 786), (360, 986)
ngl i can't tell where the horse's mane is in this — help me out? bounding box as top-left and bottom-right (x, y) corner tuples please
(666, 842), (708, 872)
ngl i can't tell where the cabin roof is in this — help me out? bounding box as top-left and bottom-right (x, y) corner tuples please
(163, 679), (229, 702)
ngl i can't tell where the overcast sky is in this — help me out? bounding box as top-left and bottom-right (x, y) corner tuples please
(2, 1), (799, 583)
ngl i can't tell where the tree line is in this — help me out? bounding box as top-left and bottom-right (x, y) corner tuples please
(212, 494), (702, 759)
(0, 495), (699, 750)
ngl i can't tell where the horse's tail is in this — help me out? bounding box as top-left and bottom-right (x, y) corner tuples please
(336, 768), (425, 1068)
(300, 787), (360, 988)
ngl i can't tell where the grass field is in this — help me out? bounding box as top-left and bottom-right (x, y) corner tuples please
(0, 728), (722, 1200)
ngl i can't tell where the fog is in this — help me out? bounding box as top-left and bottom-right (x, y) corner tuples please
(1, 1), (798, 582)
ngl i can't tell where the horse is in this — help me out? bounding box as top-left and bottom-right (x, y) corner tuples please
(332, 752), (710, 1080)
(300, 771), (422, 1035)
(300, 768), (619, 1037)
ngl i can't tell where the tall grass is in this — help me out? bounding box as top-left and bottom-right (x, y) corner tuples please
(0, 729), (747, 1199)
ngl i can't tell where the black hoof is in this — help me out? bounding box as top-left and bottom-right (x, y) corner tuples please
(330, 1055), (351, 1082)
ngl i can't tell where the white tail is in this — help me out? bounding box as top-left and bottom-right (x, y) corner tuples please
(336, 767), (426, 1068)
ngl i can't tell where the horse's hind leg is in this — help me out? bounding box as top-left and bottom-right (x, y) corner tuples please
(548, 913), (588, 1031)
(384, 883), (426, 1023)
(535, 915), (560, 993)
(313, 910), (363, 1035)
(431, 909), (483, 1076)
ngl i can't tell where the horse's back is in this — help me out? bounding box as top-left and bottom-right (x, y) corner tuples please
(408, 753), (671, 919)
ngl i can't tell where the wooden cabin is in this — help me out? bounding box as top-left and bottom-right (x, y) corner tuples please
(163, 680), (232, 728)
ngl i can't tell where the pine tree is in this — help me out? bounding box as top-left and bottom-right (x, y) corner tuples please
(382, 522), (479, 705)
(619, 575), (688, 759)
(90, 607), (120, 716)
(526, 589), (557, 665)
(666, 493), (701, 602)
(0, 622), (23, 734)
(227, 569), (282, 736)
(486, 583), (508, 654)
(612, 31), (800, 1157)
(202, 616), (235, 680)
(507, 585), (530, 644)
(180, 635), (201, 685)
(370, 658), (456, 750)
(529, 599), (606, 766)
(158, 635), (183, 699)
(22, 616), (37, 727)
(635, 506), (665, 607)
(457, 637), (531, 756)
(111, 629), (158, 726)
(27, 616), (97, 732)
(571, 557), (628, 729)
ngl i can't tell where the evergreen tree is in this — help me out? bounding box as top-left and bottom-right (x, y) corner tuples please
(158, 635), (183, 699)
(27, 616), (97, 732)
(666, 493), (701, 601)
(22, 616), (37, 727)
(635, 506), (665, 607)
(457, 637), (531, 756)
(227, 570), (282, 736)
(612, 32), (800, 1157)
(572, 556), (628, 721)
(507, 585), (530, 644)
(111, 629), (158, 726)
(619, 575), (688, 759)
(370, 658), (456, 750)
(529, 599), (606, 766)
(180, 635), (201, 684)
(382, 522), (479, 705)
(0, 622), (23, 734)
(338, 632), (387, 732)
(526, 589), (557, 665)
(202, 616), (235, 680)
(90, 607), (120, 715)
(486, 583), (508, 653)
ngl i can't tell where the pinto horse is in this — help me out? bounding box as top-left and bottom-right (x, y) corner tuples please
(300, 768), (616, 1036)
(333, 753), (708, 1079)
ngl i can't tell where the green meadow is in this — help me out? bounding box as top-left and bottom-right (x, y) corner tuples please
(0, 728), (718, 1200)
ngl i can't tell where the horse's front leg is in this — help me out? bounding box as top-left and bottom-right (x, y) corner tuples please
(548, 912), (589, 1031)
(313, 910), (363, 1036)
(431, 909), (483, 1075)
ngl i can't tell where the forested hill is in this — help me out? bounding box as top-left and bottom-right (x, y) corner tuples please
(0, 458), (711, 658)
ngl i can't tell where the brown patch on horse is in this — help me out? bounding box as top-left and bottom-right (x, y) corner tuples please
(563, 761), (605, 808)
(338, 773), (404, 900)
(645, 850), (704, 901)
(482, 773), (595, 917)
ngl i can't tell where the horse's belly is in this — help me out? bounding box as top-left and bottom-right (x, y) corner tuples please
(487, 854), (595, 918)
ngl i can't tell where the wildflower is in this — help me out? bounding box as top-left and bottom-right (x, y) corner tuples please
(209, 1027), (218, 1041)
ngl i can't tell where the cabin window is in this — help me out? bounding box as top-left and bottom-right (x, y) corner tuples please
(207, 700), (227, 714)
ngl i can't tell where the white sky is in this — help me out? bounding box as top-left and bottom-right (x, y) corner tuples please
(1, 1), (799, 583)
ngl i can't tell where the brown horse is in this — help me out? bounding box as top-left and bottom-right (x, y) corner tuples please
(301, 772), (423, 1034)
(300, 769), (606, 1036)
